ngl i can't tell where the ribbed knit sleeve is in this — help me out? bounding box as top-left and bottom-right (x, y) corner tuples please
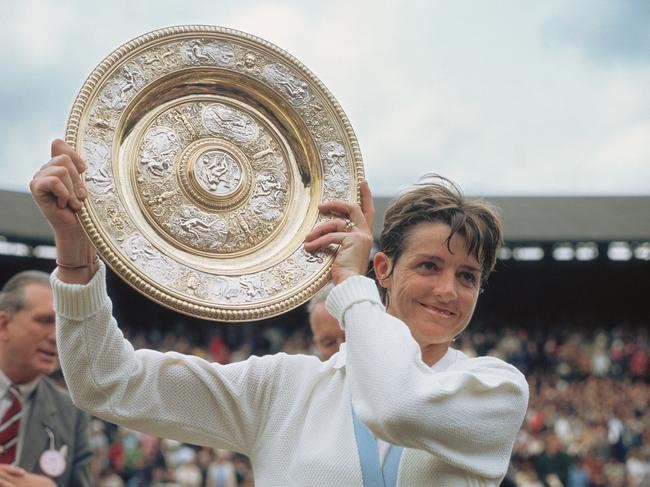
(326, 275), (529, 481)
(50, 263), (289, 455)
(50, 264), (107, 320)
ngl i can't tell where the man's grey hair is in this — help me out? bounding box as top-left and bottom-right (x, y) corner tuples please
(0, 270), (51, 314)
(307, 282), (334, 318)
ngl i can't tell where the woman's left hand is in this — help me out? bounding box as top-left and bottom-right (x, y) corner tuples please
(304, 179), (375, 285)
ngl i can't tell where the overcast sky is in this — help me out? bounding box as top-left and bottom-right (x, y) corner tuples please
(1, 0), (649, 196)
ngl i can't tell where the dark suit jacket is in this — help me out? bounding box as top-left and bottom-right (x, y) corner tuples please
(18, 377), (92, 487)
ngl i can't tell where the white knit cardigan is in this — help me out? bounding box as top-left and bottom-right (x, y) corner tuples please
(51, 265), (528, 486)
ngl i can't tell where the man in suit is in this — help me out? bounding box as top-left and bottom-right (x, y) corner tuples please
(308, 283), (345, 360)
(0, 270), (91, 486)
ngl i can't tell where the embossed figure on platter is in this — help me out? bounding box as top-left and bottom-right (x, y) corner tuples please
(170, 108), (198, 139)
(180, 40), (234, 66)
(102, 204), (132, 243)
(124, 235), (161, 264)
(236, 51), (262, 76)
(209, 273), (265, 304)
(146, 189), (177, 208)
(139, 127), (181, 179)
(239, 275), (263, 300)
(251, 170), (287, 221)
(321, 141), (346, 166)
(324, 164), (350, 199)
(320, 141), (350, 199)
(210, 276), (241, 302)
(139, 46), (177, 71)
(196, 150), (242, 196)
(201, 103), (259, 144)
(83, 139), (114, 194)
(100, 63), (146, 110)
(263, 63), (311, 106)
(251, 134), (280, 161)
(123, 235), (176, 284)
(89, 108), (116, 131)
(183, 272), (208, 299)
(171, 207), (228, 250)
(267, 259), (304, 291)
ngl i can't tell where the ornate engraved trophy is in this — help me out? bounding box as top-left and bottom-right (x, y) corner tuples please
(67, 26), (363, 321)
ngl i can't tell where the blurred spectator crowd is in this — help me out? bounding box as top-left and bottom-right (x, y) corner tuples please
(72, 318), (648, 487)
(456, 324), (649, 487)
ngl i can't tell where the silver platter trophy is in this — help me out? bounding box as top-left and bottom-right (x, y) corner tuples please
(67, 26), (363, 321)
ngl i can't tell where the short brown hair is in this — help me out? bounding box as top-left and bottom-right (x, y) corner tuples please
(377, 174), (503, 301)
(0, 270), (51, 314)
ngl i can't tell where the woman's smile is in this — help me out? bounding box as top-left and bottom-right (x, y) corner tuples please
(418, 301), (456, 318)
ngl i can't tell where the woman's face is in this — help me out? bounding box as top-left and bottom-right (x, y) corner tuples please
(374, 221), (482, 359)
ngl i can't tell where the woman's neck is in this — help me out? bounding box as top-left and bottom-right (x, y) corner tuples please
(420, 342), (451, 367)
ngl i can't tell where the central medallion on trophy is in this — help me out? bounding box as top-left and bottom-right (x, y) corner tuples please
(195, 149), (243, 197)
(178, 137), (253, 212)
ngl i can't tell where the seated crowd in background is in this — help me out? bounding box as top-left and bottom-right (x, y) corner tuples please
(61, 318), (648, 487)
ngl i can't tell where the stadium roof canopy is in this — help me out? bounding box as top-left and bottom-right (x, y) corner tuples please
(1, 189), (649, 244)
(373, 195), (650, 242)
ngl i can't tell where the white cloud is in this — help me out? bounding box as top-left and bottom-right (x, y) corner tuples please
(1, 0), (78, 67)
(1, 0), (649, 196)
(596, 124), (650, 170)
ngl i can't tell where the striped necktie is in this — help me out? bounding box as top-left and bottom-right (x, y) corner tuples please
(0, 385), (22, 464)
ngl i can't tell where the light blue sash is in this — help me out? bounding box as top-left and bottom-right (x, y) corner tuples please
(351, 406), (404, 487)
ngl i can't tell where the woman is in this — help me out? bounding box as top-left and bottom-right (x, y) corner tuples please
(30, 139), (528, 486)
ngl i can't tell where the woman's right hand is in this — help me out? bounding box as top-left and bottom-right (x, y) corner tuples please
(30, 139), (98, 282)
(304, 180), (375, 285)
(30, 139), (87, 230)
